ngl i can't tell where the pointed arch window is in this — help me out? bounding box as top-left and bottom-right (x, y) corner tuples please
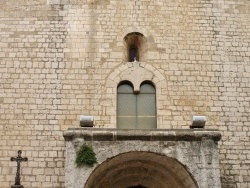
(117, 81), (156, 129)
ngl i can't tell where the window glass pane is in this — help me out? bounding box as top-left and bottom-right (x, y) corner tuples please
(137, 93), (156, 129)
(117, 82), (156, 129)
(137, 117), (156, 129)
(118, 94), (136, 116)
(140, 83), (155, 94)
(118, 84), (133, 93)
(117, 117), (137, 129)
(117, 92), (137, 128)
(137, 94), (156, 116)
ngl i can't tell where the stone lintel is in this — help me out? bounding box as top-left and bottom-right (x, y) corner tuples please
(63, 128), (221, 142)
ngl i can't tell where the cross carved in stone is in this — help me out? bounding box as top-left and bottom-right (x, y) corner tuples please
(10, 150), (28, 188)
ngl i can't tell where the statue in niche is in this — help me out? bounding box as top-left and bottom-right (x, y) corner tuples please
(129, 45), (139, 62)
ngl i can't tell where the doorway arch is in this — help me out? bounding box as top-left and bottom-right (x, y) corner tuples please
(84, 151), (199, 188)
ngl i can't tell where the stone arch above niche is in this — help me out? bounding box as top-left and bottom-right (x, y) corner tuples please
(117, 26), (154, 45)
(117, 26), (155, 62)
(106, 62), (165, 92)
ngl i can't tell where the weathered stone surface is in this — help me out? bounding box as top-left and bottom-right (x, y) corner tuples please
(64, 128), (222, 142)
(64, 128), (221, 188)
(0, 0), (249, 187)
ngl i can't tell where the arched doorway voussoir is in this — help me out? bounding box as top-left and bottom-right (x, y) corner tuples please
(84, 151), (199, 188)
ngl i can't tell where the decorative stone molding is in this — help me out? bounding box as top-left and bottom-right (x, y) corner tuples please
(103, 62), (166, 128)
(117, 26), (153, 47)
(106, 62), (165, 89)
(64, 128), (221, 142)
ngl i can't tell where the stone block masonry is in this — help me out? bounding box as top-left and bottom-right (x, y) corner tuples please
(64, 128), (222, 188)
(0, 0), (250, 187)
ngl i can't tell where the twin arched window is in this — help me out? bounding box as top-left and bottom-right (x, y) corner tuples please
(117, 82), (156, 129)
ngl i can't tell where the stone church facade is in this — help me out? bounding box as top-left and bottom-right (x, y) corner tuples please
(0, 0), (249, 187)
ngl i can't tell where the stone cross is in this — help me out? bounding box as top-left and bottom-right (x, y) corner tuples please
(10, 150), (28, 188)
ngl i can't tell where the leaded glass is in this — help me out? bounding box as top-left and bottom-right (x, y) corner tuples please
(117, 82), (156, 129)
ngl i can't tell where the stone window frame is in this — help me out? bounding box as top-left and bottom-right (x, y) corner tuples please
(104, 62), (166, 128)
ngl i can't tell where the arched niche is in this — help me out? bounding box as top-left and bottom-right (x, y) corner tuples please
(124, 32), (146, 62)
(116, 26), (154, 62)
(84, 151), (199, 188)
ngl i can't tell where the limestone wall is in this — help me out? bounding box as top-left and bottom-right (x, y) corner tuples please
(0, 0), (249, 187)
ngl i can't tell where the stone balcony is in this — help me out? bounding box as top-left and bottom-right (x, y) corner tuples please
(63, 128), (222, 188)
(64, 128), (221, 142)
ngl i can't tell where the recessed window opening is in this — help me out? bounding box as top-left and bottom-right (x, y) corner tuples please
(117, 81), (156, 129)
(129, 45), (139, 62)
(127, 186), (147, 188)
(124, 32), (146, 62)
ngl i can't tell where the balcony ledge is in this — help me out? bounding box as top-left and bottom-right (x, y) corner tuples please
(63, 128), (221, 142)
